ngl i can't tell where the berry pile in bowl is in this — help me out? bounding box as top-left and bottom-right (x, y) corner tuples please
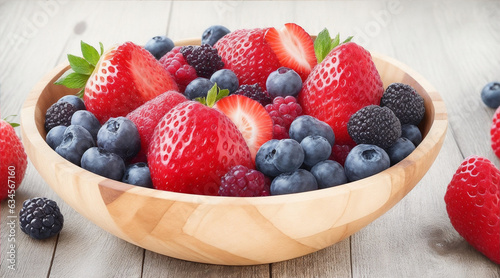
(20, 23), (447, 265)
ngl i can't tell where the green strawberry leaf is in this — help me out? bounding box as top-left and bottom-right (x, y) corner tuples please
(314, 28), (354, 63)
(77, 88), (85, 98)
(99, 42), (104, 56)
(216, 88), (229, 101)
(68, 54), (93, 75)
(195, 83), (230, 107)
(81, 41), (101, 67)
(206, 84), (218, 107)
(3, 115), (20, 127)
(54, 69), (89, 89)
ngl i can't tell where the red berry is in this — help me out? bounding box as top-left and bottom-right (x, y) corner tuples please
(491, 106), (500, 158)
(159, 46), (198, 92)
(445, 156), (500, 264)
(298, 42), (384, 145)
(0, 120), (27, 201)
(219, 165), (270, 197)
(265, 96), (303, 139)
(329, 144), (353, 166)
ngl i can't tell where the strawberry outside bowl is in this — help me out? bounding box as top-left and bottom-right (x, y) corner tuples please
(20, 38), (448, 265)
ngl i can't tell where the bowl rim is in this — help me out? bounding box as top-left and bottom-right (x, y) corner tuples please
(20, 40), (448, 206)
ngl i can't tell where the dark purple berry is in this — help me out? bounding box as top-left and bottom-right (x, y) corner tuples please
(235, 84), (272, 107)
(19, 197), (64, 240)
(219, 165), (269, 197)
(381, 83), (425, 125)
(180, 44), (224, 78)
(45, 101), (78, 132)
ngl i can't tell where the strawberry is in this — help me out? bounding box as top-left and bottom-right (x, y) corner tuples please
(298, 31), (383, 145)
(445, 156), (500, 264)
(491, 106), (500, 158)
(264, 23), (317, 81)
(148, 92), (253, 195)
(55, 41), (178, 124)
(0, 119), (28, 201)
(214, 94), (273, 162)
(214, 28), (281, 90)
(127, 90), (187, 161)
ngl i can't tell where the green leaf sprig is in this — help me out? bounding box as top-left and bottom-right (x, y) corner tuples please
(54, 41), (104, 98)
(195, 83), (229, 107)
(3, 115), (20, 128)
(314, 28), (353, 64)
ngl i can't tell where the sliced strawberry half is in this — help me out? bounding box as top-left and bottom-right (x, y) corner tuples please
(265, 23), (317, 81)
(214, 95), (273, 162)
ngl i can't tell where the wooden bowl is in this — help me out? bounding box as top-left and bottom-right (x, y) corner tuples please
(20, 39), (447, 265)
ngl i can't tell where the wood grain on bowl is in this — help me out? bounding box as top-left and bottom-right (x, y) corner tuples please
(20, 39), (447, 265)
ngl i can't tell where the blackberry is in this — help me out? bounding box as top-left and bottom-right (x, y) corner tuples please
(235, 84), (272, 107)
(180, 44), (224, 78)
(219, 165), (270, 197)
(44, 101), (78, 132)
(347, 105), (401, 149)
(19, 197), (64, 240)
(380, 83), (425, 125)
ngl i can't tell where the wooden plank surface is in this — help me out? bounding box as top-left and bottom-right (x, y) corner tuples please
(1, 1), (500, 277)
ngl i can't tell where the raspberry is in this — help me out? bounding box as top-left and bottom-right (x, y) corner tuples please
(329, 144), (353, 166)
(265, 96), (303, 139)
(180, 44), (224, 78)
(380, 83), (425, 125)
(234, 84), (272, 107)
(491, 106), (500, 158)
(19, 197), (64, 240)
(347, 105), (401, 149)
(219, 165), (270, 197)
(159, 46), (198, 92)
(44, 101), (78, 132)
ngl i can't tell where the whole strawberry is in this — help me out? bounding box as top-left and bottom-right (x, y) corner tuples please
(55, 41), (178, 123)
(298, 30), (383, 145)
(148, 94), (253, 196)
(491, 106), (500, 158)
(215, 28), (281, 90)
(445, 156), (500, 264)
(0, 119), (28, 201)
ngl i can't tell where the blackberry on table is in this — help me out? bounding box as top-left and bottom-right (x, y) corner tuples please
(347, 105), (401, 149)
(44, 101), (78, 132)
(235, 84), (272, 107)
(180, 44), (224, 78)
(19, 197), (64, 240)
(380, 83), (425, 125)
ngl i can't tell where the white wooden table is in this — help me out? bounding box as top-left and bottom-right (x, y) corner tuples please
(1, 1), (499, 277)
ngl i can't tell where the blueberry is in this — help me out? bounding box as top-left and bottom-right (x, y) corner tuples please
(273, 139), (305, 173)
(122, 162), (153, 188)
(310, 160), (347, 189)
(71, 110), (101, 141)
(266, 67), (302, 98)
(97, 117), (140, 161)
(184, 77), (215, 100)
(300, 135), (332, 167)
(255, 139), (282, 177)
(289, 115), (335, 146)
(210, 69), (239, 94)
(58, 95), (85, 110)
(81, 147), (125, 180)
(144, 35), (174, 60)
(481, 82), (500, 108)
(202, 25), (230, 46)
(344, 144), (390, 181)
(55, 125), (95, 166)
(270, 169), (318, 195)
(386, 137), (415, 165)
(46, 125), (67, 150)
(401, 124), (422, 146)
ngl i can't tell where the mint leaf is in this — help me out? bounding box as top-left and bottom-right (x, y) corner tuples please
(206, 84), (218, 107)
(314, 28), (333, 64)
(216, 89), (229, 101)
(68, 54), (93, 75)
(81, 41), (100, 67)
(99, 42), (104, 56)
(195, 97), (206, 105)
(343, 36), (353, 44)
(55, 69), (88, 89)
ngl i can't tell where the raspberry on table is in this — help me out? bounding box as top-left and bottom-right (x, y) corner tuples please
(180, 44), (224, 78)
(265, 96), (303, 139)
(159, 46), (198, 92)
(219, 165), (270, 197)
(44, 101), (78, 132)
(380, 83), (425, 125)
(19, 197), (64, 240)
(234, 84), (272, 107)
